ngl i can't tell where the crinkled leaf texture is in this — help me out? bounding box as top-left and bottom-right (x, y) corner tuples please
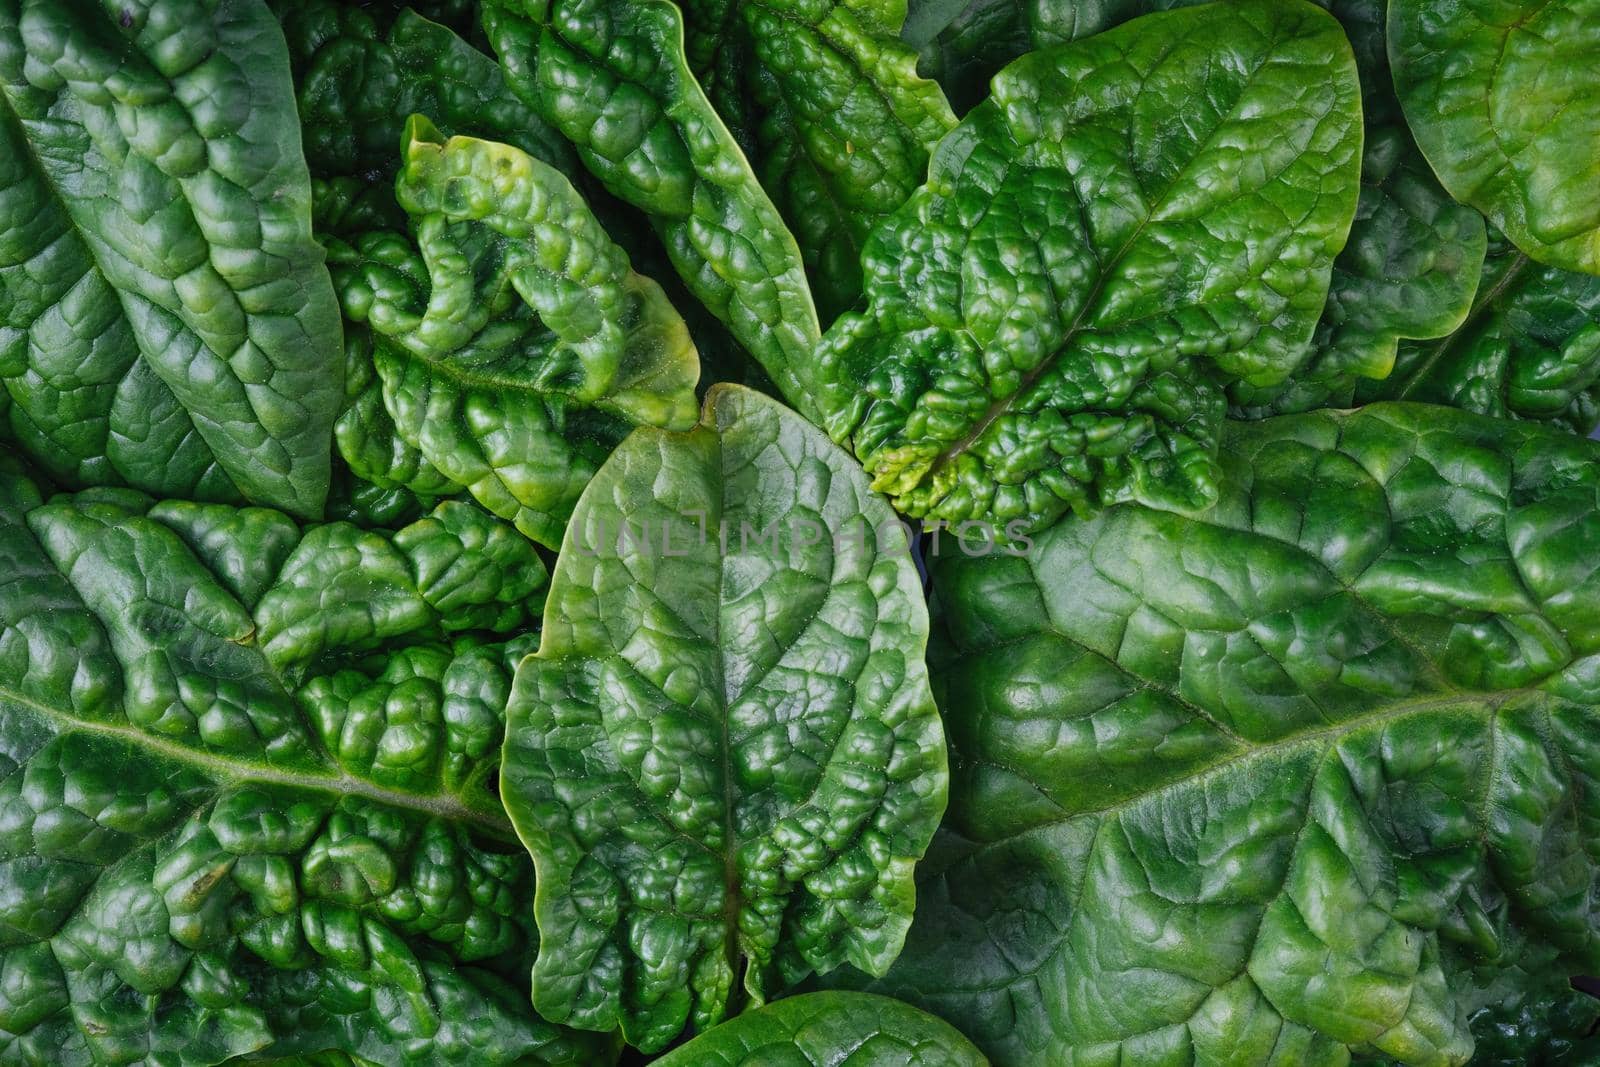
(0, 0), (343, 518)
(1231, 0), (1488, 418)
(815, 0), (1362, 534)
(830, 403), (1600, 1066)
(1357, 235), (1600, 436)
(1388, 0), (1600, 275)
(651, 991), (988, 1066)
(0, 454), (615, 1065)
(1257, 228), (1600, 436)
(503, 384), (948, 1052)
(329, 121), (700, 549)
(678, 0), (956, 321)
(483, 0), (827, 420)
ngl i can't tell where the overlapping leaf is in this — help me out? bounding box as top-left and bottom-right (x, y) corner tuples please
(833, 404), (1600, 1066)
(651, 991), (988, 1066)
(0, 0), (343, 516)
(329, 122), (700, 548)
(0, 453), (614, 1064)
(503, 385), (947, 1052)
(1389, 0), (1600, 275)
(678, 0), (956, 321)
(815, 0), (1362, 533)
(483, 0), (826, 418)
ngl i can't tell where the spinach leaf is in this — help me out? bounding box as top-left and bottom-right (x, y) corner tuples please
(0, 456), (612, 1064)
(1356, 233), (1600, 435)
(834, 403), (1600, 1066)
(1389, 0), (1600, 276)
(0, 0), (344, 517)
(483, 0), (827, 420)
(503, 385), (947, 1051)
(815, 0), (1363, 534)
(678, 0), (956, 321)
(329, 121), (701, 548)
(651, 991), (988, 1065)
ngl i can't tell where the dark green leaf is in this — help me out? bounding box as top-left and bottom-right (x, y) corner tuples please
(503, 385), (947, 1052)
(833, 403), (1600, 1066)
(679, 0), (956, 321)
(0, 0), (343, 518)
(0, 455), (614, 1063)
(483, 0), (827, 420)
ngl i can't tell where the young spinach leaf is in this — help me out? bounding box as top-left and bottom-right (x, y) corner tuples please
(330, 121), (701, 548)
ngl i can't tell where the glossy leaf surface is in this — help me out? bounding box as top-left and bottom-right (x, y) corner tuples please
(1358, 236), (1600, 435)
(1389, 0), (1600, 275)
(651, 992), (988, 1066)
(816, 0), (1362, 533)
(836, 403), (1600, 1066)
(504, 385), (947, 1051)
(679, 0), (956, 320)
(0, 454), (617, 1064)
(483, 0), (826, 418)
(331, 122), (700, 548)
(0, 0), (343, 517)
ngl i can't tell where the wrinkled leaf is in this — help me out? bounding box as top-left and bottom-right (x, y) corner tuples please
(0, 455), (613, 1065)
(1355, 234), (1600, 435)
(815, 0), (1362, 533)
(835, 403), (1600, 1066)
(1389, 0), (1600, 275)
(483, 0), (826, 419)
(679, 0), (956, 320)
(330, 121), (701, 548)
(0, 0), (343, 517)
(651, 991), (988, 1066)
(503, 384), (947, 1052)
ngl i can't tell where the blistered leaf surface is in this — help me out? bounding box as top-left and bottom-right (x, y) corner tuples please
(0, 0), (343, 517)
(484, 0), (827, 418)
(0, 456), (615, 1065)
(816, 0), (1362, 533)
(833, 403), (1600, 1066)
(503, 385), (947, 1052)
(330, 122), (700, 547)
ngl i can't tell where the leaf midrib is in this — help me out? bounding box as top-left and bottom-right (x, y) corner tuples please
(957, 688), (1527, 849)
(0, 686), (516, 838)
(913, 18), (1322, 494)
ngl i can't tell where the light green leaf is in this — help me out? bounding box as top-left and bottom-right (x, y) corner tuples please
(0, 0), (343, 517)
(483, 0), (826, 418)
(503, 384), (947, 1052)
(1388, 0), (1600, 275)
(0, 454), (612, 1064)
(832, 403), (1600, 1067)
(651, 991), (988, 1066)
(815, 0), (1363, 533)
